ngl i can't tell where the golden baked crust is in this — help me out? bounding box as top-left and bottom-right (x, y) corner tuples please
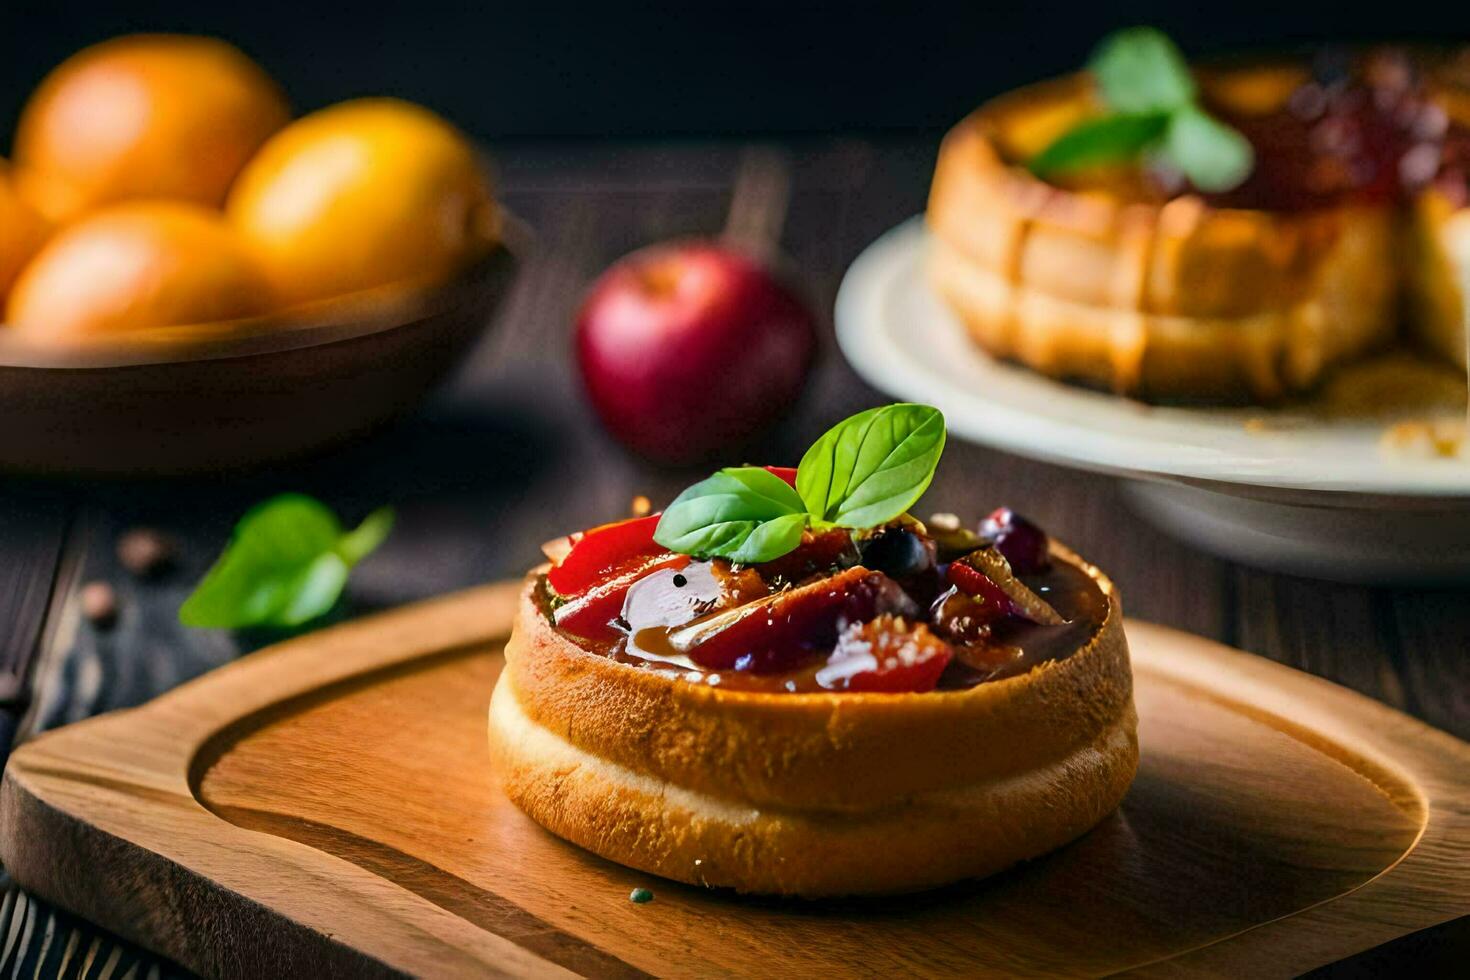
(488, 543), (1139, 896)
(1402, 78), (1470, 371)
(1404, 189), (1470, 369)
(925, 72), (1399, 401)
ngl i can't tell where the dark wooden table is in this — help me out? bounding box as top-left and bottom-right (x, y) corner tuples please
(1, 139), (1466, 978)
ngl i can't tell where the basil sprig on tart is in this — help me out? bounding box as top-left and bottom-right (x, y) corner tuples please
(654, 403), (946, 563)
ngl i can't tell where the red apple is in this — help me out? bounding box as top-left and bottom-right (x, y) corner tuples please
(575, 240), (817, 463)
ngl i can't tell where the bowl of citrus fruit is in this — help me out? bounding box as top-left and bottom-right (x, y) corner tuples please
(0, 34), (515, 476)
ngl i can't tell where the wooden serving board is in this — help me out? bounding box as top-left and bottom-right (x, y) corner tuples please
(3, 582), (1468, 978)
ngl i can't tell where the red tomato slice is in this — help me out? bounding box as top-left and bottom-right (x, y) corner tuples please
(554, 553), (690, 643)
(764, 465), (799, 487)
(547, 514), (664, 597)
(752, 528), (857, 584)
(823, 615), (954, 693)
(947, 560), (1018, 617)
(845, 645), (953, 693)
(673, 567), (878, 672)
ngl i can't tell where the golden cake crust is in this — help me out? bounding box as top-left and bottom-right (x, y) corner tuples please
(925, 72), (1399, 400)
(488, 543), (1139, 896)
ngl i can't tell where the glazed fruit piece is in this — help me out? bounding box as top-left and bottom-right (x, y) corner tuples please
(980, 507), (1051, 574)
(552, 553), (690, 644)
(545, 514), (663, 596)
(821, 615), (954, 693)
(661, 567), (904, 673)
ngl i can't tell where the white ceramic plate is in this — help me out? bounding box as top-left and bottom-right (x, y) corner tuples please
(835, 218), (1470, 581)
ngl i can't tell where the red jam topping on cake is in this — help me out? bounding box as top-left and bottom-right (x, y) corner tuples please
(538, 404), (1108, 694)
(1201, 50), (1470, 211)
(539, 505), (1105, 695)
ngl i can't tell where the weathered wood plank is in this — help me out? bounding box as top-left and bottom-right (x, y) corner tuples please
(0, 492), (70, 769)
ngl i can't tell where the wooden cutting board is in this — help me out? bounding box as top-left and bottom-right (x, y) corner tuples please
(2, 581), (1467, 978)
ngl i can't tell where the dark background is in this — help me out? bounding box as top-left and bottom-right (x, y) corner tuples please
(5, 2), (1470, 144)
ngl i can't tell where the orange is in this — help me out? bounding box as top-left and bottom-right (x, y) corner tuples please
(227, 97), (497, 305)
(0, 161), (50, 299)
(13, 34), (290, 222)
(6, 201), (273, 342)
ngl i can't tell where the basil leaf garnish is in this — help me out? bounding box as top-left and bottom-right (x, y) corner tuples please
(654, 467), (808, 562)
(1030, 26), (1253, 193)
(336, 505), (395, 565)
(1029, 112), (1171, 178)
(1090, 26), (1195, 114)
(179, 494), (394, 628)
(726, 512), (809, 564)
(797, 403), (946, 530)
(655, 404), (948, 564)
(1160, 105), (1255, 193)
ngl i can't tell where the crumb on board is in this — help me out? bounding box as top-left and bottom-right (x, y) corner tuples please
(1381, 419), (1466, 458)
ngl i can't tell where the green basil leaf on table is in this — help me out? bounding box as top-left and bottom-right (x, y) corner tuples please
(653, 467), (809, 562)
(335, 504), (396, 564)
(1090, 26), (1196, 114)
(179, 494), (394, 628)
(1028, 112), (1170, 178)
(1160, 104), (1256, 193)
(797, 403), (946, 530)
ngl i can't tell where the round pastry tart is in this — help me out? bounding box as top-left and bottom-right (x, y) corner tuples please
(927, 32), (1470, 401)
(489, 405), (1137, 896)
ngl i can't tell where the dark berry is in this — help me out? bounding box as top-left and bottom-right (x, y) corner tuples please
(858, 527), (936, 580)
(979, 508), (1051, 574)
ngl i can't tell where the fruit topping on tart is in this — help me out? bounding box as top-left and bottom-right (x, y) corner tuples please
(537, 405), (1106, 694)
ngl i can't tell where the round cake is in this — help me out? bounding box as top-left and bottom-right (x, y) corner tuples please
(489, 501), (1137, 896)
(927, 47), (1470, 401)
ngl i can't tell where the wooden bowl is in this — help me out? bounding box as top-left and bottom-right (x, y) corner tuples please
(0, 246), (516, 476)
